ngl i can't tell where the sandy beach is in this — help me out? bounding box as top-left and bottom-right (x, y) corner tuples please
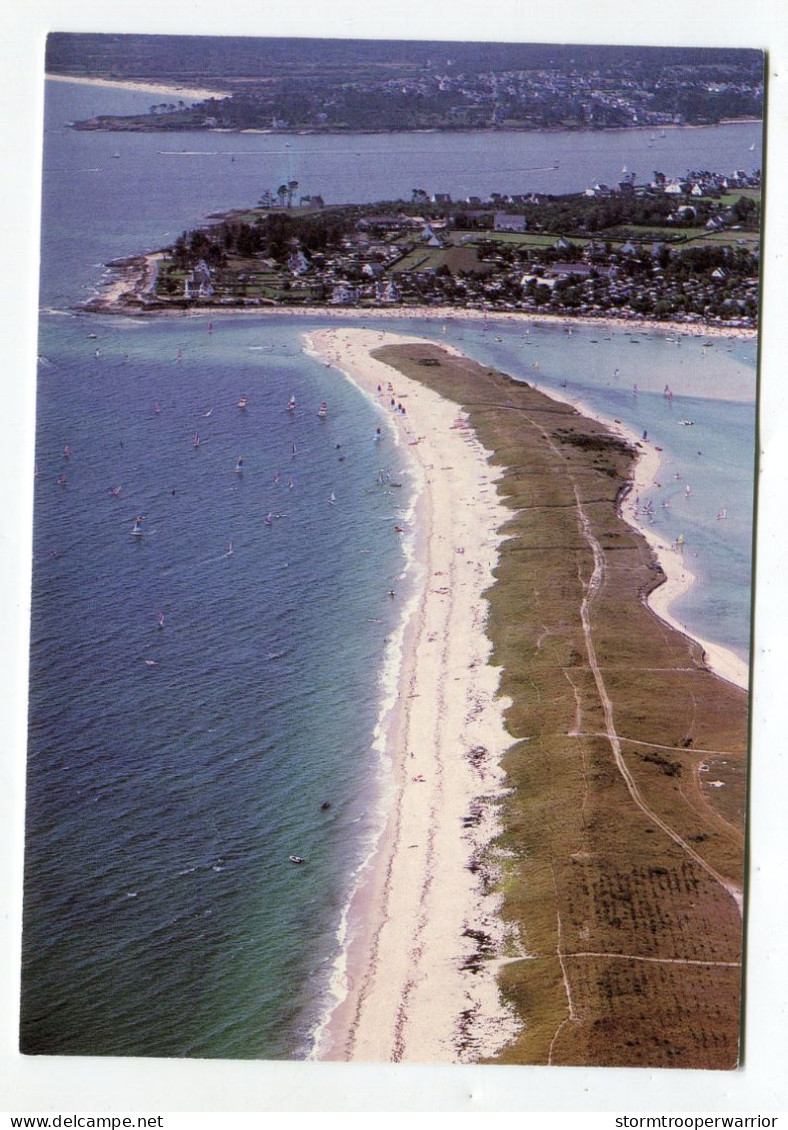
(538, 386), (750, 691)
(304, 328), (520, 1062)
(301, 325), (749, 1067)
(85, 259), (758, 347)
(45, 72), (228, 102)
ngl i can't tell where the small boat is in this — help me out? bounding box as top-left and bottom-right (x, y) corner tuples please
(157, 611), (165, 628)
(289, 856), (305, 865)
(317, 402), (328, 419)
(132, 516), (143, 536)
(238, 394), (248, 410)
(234, 457), (244, 474)
(193, 432), (201, 447)
(287, 395), (296, 412)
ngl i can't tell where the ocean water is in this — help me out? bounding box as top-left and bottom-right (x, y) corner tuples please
(20, 78), (758, 1060)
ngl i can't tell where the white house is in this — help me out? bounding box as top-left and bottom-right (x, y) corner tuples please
(184, 260), (215, 299)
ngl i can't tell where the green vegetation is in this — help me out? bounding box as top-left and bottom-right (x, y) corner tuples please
(114, 177), (759, 329)
(49, 35), (763, 135)
(373, 342), (747, 1068)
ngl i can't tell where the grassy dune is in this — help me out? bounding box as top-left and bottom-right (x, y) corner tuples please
(373, 341), (747, 1069)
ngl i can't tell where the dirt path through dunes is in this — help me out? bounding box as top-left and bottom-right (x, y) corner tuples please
(572, 484), (744, 917)
(369, 340), (747, 1069)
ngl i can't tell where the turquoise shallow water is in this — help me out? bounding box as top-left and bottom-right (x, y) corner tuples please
(20, 79), (757, 1060)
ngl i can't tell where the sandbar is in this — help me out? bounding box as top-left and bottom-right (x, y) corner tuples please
(303, 326), (748, 1069)
(45, 72), (228, 102)
(304, 327), (520, 1062)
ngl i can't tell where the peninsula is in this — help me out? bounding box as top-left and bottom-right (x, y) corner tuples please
(47, 36), (763, 135)
(308, 329), (747, 1067)
(84, 172), (760, 332)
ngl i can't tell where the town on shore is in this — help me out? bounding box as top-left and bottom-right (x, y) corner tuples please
(93, 168), (760, 331)
(50, 36), (763, 135)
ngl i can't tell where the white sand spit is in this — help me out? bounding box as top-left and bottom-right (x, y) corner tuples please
(305, 328), (522, 1063)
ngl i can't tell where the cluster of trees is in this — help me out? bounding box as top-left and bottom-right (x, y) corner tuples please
(454, 189), (760, 237)
(650, 84), (762, 124)
(96, 77), (760, 133)
(167, 208), (356, 272)
(156, 187), (759, 325)
(58, 33), (763, 136)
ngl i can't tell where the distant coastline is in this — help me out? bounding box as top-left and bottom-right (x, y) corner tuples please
(45, 72), (229, 103)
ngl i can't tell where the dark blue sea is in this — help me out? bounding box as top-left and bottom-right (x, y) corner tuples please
(20, 79), (758, 1059)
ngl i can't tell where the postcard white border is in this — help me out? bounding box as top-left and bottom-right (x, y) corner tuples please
(2, 0), (786, 1114)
